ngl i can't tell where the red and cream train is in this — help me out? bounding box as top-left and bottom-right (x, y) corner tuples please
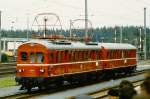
(15, 39), (137, 91)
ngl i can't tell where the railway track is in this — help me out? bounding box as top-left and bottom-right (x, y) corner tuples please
(87, 80), (143, 99)
(66, 80), (143, 99)
(66, 70), (149, 99)
(1, 69), (148, 99)
(0, 81), (143, 99)
(1, 93), (34, 99)
(0, 63), (16, 76)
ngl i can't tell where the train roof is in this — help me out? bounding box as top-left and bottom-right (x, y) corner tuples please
(22, 39), (136, 50)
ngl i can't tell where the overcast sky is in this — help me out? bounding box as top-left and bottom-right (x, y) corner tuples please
(0, 0), (150, 30)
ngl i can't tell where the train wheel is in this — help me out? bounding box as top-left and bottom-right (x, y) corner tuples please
(96, 72), (105, 81)
(19, 85), (25, 90)
(56, 80), (63, 87)
(110, 71), (116, 79)
(27, 87), (32, 93)
(38, 86), (45, 90)
(78, 74), (88, 84)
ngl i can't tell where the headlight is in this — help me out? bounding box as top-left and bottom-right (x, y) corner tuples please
(18, 69), (23, 72)
(39, 69), (45, 73)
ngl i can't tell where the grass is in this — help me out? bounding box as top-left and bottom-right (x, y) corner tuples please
(0, 76), (16, 88)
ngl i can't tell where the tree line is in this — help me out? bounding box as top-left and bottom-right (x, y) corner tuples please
(1, 26), (150, 58)
(1, 26), (150, 44)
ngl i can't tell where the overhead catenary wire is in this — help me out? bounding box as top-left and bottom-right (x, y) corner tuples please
(135, 0), (150, 6)
(45, 0), (146, 26)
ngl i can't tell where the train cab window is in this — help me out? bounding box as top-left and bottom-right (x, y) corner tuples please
(30, 52), (35, 63)
(21, 52), (28, 61)
(36, 52), (44, 63)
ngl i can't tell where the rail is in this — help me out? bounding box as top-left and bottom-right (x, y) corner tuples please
(0, 92), (37, 99)
(0, 68), (148, 99)
(66, 70), (147, 99)
(0, 63), (16, 76)
(66, 80), (143, 99)
(88, 80), (143, 99)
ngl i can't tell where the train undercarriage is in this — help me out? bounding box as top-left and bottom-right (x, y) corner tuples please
(15, 65), (136, 92)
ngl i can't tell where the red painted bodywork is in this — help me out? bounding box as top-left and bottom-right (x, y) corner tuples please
(16, 42), (137, 78)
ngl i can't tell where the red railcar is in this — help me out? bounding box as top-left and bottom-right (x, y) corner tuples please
(15, 39), (137, 91)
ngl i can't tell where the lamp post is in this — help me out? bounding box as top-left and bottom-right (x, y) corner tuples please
(85, 0), (88, 40)
(144, 7), (147, 60)
(11, 20), (16, 61)
(0, 11), (1, 62)
(27, 13), (29, 41)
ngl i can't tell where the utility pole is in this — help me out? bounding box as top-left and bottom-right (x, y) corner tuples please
(69, 20), (72, 38)
(27, 13), (29, 41)
(139, 28), (142, 60)
(44, 17), (48, 38)
(120, 27), (122, 43)
(144, 7), (147, 60)
(0, 11), (1, 62)
(85, 0), (88, 39)
(139, 28), (142, 52)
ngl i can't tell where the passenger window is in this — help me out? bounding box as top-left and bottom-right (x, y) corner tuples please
(122, 51), (124, 58)
(30, 52), (35, 63)
(51, 53), (54, 63)
(86, 51), (88, 60)
(68, 51), (72, 62)
(74, 51), (76, 62)
(21, 52), (28, 61)
(56, 51), (61, 63)
(82, 51), (85, 61)
(56, 51), (58, 63)
(90, 51), (92, 60)
(36, 52), (44, 63)
(60, 51), (62, 63)
(65, 50), (68, 58)
(79, 51), (81, 61)
(98, 50), (102, 60)
(96, 50), (98, 60)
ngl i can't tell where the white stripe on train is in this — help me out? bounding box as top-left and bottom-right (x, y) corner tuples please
(17, 58), (136, 66)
